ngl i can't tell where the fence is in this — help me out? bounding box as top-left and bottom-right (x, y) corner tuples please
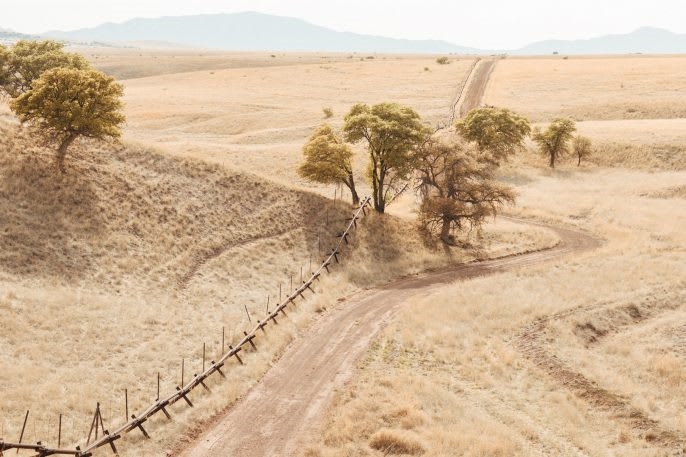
(0, 196), (372, 457)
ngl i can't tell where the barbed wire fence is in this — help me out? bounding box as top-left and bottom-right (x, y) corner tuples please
(0, 196), (372, 457)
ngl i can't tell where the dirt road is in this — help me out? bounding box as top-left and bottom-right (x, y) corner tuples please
(457, 58), (497, 117)
(178, 221), (600, 457)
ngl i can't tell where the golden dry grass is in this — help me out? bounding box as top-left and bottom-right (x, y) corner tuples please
(118, 55), (476, 187)
(482, 56), (686, 171)
(81, 48), (359, 80)
(310, 164), (686, 456)
(484, 55), (686, 122)
(0, 65), (547, 455)
(4, 48), (684, 457)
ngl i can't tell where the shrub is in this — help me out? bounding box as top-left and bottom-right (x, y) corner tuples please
(435, 56), (450, 65)
(323, 107), (333, 118)
(369, 429), (425, 455)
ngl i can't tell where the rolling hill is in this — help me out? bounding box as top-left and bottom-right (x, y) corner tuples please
(42, 12), (482, 54)
(514, 26), (686, 55)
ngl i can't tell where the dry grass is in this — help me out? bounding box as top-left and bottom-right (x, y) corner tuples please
(369, 429), (425, 455)
(119, 55), (476, 187)
(310, 164), (686, 456)
(81, 48), (359, 80)
(484, 55), (686, 122)
(0, 111), (543, 454)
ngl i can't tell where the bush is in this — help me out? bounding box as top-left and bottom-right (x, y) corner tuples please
(322, 107), (333, 118)
(435, 56), (450, 65)
(369, 429), (425, 455)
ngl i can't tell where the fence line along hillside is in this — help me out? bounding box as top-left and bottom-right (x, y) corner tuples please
(0, 197), (372, 457)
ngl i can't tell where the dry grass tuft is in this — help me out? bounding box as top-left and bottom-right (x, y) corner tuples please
(643, 185), (686, 199)
(369, 429), (425, 455)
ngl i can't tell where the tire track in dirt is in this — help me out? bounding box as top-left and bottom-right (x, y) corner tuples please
(514, 288), (686, 450)
(176, 221), (601, 457)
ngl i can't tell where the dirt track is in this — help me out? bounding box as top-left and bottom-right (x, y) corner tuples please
(457, 58), (497, 117)
(178, 221), (600, 457)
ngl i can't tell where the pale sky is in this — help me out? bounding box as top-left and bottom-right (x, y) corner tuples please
(2, 0), (685, 49)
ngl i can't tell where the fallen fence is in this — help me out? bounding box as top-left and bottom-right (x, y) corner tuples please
(0, 196), (372, 457)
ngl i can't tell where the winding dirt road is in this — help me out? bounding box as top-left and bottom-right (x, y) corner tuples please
(178, 222), (600, 457)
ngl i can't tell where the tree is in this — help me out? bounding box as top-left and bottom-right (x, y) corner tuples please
(343, 103), (430, 213)
(573, 135), (592, 166)
(455, 107), (531, 165)
(0, 40), (90, 98)
(417, 138), (515, 244)
(298, 124), (359, 205)
(532, 118), (576, 168)
(10, 67), (125, 172)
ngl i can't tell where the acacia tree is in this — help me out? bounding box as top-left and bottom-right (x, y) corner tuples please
(0, 40), (89, 98)
(455, 107), (531, 165)
(10, 67), (125, 172)
(343, 102), (430, 213)
(573, 135), (592, 166)
(532, 118), (577, 168)
(298, 124), (359, 204)
(417, 139), (514, 244)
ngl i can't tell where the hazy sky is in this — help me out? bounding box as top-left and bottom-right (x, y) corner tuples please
(3, 0), (685, 49)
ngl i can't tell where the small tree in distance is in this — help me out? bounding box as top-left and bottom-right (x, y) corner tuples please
(343, 102), (430, 213)
(10, 67), (126, 172)
(532, 117), (577, 168)
(298, 124), (359, 205)
(455, 107), (531, 165)
(573, 135), (593, 166)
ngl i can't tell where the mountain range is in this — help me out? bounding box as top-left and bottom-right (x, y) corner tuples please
(2, 12), (685, 55)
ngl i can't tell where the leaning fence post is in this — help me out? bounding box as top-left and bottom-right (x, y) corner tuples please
(58, 413), (62, 448)
(181, 359), (185, 387)
(17, 410), (29, 452)
(202, 342), (206, 373)
(125, 389), (128, 423)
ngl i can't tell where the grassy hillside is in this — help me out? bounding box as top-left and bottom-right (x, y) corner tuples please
(0, 115), (555, 454)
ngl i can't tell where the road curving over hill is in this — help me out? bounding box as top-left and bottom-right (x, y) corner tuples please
(177, 220), (601, 457)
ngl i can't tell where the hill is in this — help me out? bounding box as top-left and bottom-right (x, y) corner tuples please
(43, 11), (482, 54)
(514, 27), (686, 55)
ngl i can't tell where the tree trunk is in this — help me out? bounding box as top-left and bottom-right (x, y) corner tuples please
(440, 217), (451, 244)
(375, 168), (386, 213)
(577, 154), (581, 166)
(549, 152), (556, 168)
(56, 133), (77, 173)
(345, 173), (360, 205)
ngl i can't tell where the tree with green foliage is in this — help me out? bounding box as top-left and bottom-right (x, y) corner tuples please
(343, 102), (430, 213)
(455, 107), (531, 165)
(532, 118), (577, 168)
(10, 67), (125, 172)
(417, 138), (515, 244)
(298, 124), (359, 204)
(573, 135), (593, 167)
(0, 40), (89, 98)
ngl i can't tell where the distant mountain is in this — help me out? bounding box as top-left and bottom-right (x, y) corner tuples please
(42, 12), (484, 54)
(514, 27), (686, 55)
(0, 28), (36, 45)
